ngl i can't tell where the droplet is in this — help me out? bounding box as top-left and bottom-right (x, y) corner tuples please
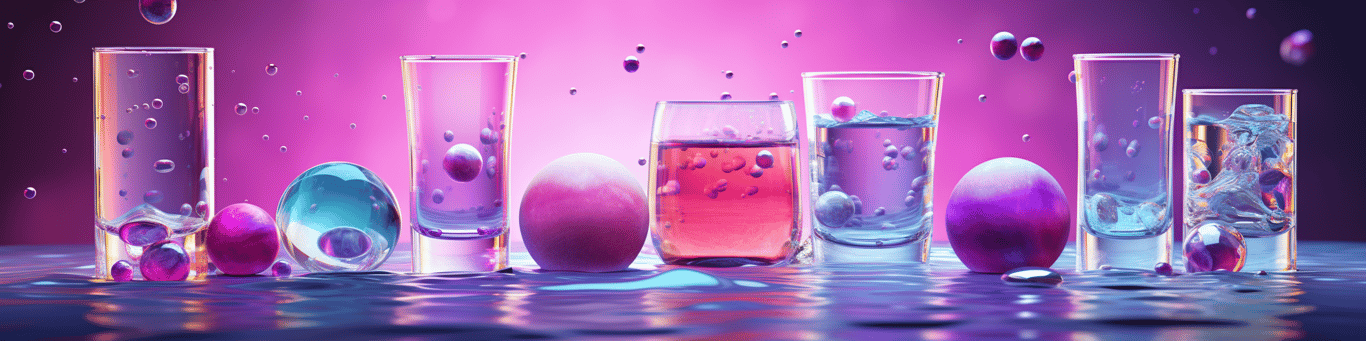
(49, 21), (62, 33)
(72, 77), (79, 83)
(1001, 267), (1063, 287)
(1068, 70), (1077, 83)
(1020, 37), (1044, 61)
(957, 38), (963, 44)
(151, 98), (163, 109)
(569, 87), (577, 95)
(271, 261), (292, 277)
(769, 92), (780, 100)
(251, 107), (260, 114)
(317, 226), (373, 259)
(814, 191), (855, 227)
(127, 69), (137, 78)
(121, 148), (135, 158)
(22, 70), (34, 81)
(110, 260), (133, 281)
(1184, 222), (1246, 272)
(978, 94), (987, 102)
(1246, 8), (1256, 20)
(1125, 140), (1140, 158)
(748, 164), (764, 178)
(143, 190), (163, 204)
(443, 130), (455, 142)
(177, 83), (190, 94)
(636, 44), (645, 53)
(262, 135), (269, 141)
(1148, 116), (1162, 129)
(518, 52), (527, 59)
(234, 103), (248, 115)
(1154, 262), (1173, 276)
(794, 29), (802, 37)
(119, 221), (169, 247)
(61, 148), (67, 153)
(623, 56), (640, 73)
(1209, 46), (1218, 55)
(175, 74), (189, 84)
(990, 31), (1018, 60)
(724, 70), (734, 79)
(638, 158), (647, 166)
(119, 189), (128, 197)
(23, 187), (36, 199)
(265, 63), (278, 76)
(350, 123), (357, 129)
(781, 40), (789, 48)
(1192, 7), (1200, 14)
(303, 115), (309, 121)
(442, 144), (483, 182)
(295, 90), (302, 96)
(153, 159), (175, 173)
(1022, 134), (1031, 142)
(139, 0), (178, 25)
(279, 146), (288, 153)
(1280, 29), (1313, 66)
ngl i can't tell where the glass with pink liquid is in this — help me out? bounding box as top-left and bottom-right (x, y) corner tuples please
(649, 101), (801, 266)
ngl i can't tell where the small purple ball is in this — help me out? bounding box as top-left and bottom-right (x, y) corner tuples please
(1280, 29), (1313, 66)
(442, 144), (483, 183)
(830, 96), (858, 122)
(1019, 37), (1044, 61)
(272, 260), (292, 277)
(947, 157), (1069, 273)
(206, 203), (279, 276)
(111, 260), (134, 282)
(990, 31), (1018, 60)
(623, 56), (640, 73)
(1184, 223), (1246, 273)
(140, 240), (189, 281)
(1155, 262), (1173, 276)
(119, 221), (169, 247)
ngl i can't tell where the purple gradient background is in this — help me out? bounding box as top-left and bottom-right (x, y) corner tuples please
(1, 1), (1360, 246)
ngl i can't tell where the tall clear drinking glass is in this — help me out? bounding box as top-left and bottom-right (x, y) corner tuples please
(801, 72), (943, 263)
(402, 55), (516, 273)
(94, 47), (213, 281)
(1182, 89), (1297, 272)
(649, 101), (801, 266)
(1074, 53), (1179, 271)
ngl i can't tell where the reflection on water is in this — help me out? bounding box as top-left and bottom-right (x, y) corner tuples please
(0, 242), (1361, 339)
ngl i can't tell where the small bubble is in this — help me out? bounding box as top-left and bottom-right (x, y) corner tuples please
(518, 52), (527, 59)
(61, 148), (67, 153)
(118, 189), (127, 197)
(638, 158), (647, 166)
(151, 99), (163, 109)
(234, 103), (248, 115)
(126, 108), (133, 113)
(443, 130), (455, 142)
(144, 118), (157, 129)
(175, 74), (189, 84)
(5, 22), (11, 29)
(111, 261), (132, 281)
(251, 107), (260, 114)
(122, 148), (135, 158)
(177, 83), (190, 94)
(1192, 7), (1200, 14)
(72, 77), (78, 83)
(139, 0), (177, 25)
(141, 103), (150, 110)
(350, 123), (357, 129)
(262, 135), (269, 141)
(623, 56), (640, 73)
(49, 21), (61, 33)
(1246, 8), (1256, 20)
(1148, 116), (1162, 129)
(748, 165), (764, 178)
(333, 73), (339, 78)
(153, 159), (175, 173)
(957, 38), (964, 44)
(636, 44), (646, 53)
(432, 189), (445, 204)
(23, 187), (36, 199)
(272, 261), (292, 277)
(569, 87), (577, 95)
(882, 156), (899, 170)
(769, 92), (780, 100)
(1209, 46), (1218, 55)
(1280, 29), (1313, 66)
(303, 115), (309, 121)
(1022, 134), (1031, 142)
(117, 130), (135, 145)
(279, 146), (288, 153)
(990, 31), (1018, 60)
(1125, 171), (1137, 181)
(794, 29), (802, 37)
(1125, 140), (1141, 158)
(127, 69), (137, 78)
(1068, 70), (1077, 83)
(1020, 37), (1044, 61)
(295, 90), (302, 96)
(724, 70), (734, 79)
(978, 94), (987, 102)
(143, 190), (164, 203)
(720, 92), (732, 100)
(781, 40), (789, 48)
(22, 70), (34, 81)
(265, 64), (278, 76)
(381, 95), (387, 100)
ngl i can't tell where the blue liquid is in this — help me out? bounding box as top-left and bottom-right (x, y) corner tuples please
(277, 162), (400, 272)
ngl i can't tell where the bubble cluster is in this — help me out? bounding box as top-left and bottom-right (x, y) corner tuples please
(1000, 267), (1063, 287)
(1020, 37), (1044, 61)
(1184, 222), (1246, 272)
(623, 56), (639, 73)
(990, 32), (1018, 60)
(139, 0), (178, 25)
(703, 179), (728, 199)
(657, 180), (681, 196)
(442, 144), (483, 182)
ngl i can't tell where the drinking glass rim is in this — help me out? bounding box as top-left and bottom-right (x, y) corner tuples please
(801, 71), (943, 80)
(399, 55), (515, 62)
(657, 100), (792, 105)
(93, 47), (212, 54)
(1073, 53), (1178, 61)
(1182, 89), (1297, 96)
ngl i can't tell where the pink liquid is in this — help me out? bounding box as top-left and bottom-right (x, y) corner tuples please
(649, 141), (799, 266)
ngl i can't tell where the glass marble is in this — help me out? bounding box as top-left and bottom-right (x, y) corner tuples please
(110, 260), (133, 281)
(271, 261), (292, 277)
(1184, 222), (1246, 273)
(139, 0), (177, 25)
(139, 240), (188, 281)
(277, 162), (400, 272)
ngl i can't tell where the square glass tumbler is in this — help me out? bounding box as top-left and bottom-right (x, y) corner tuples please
(801, 71), (943, 263)
(1074, 53), (1179, 271)
(649, 101), (801, 266)
(401, 55), (517, 273)
(1182, 89), (1297, 272)
(94, 47), (214, 281)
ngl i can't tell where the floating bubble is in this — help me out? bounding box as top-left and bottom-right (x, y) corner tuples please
(724, 70), (734, 79)
(62, 148), (67, 153)
(830, 96), (858, 122)
(1090, 131), (1108, 152)
(151, 98), (163, 109)
(978, 94), (987, 102)
(745, 186), (759, 196)
(486, 156), (498, 178)
(638, 158), (647, 166)
(262, 135), (269, 141)
(1184, 222), (1246, 272)
(23, 187), (36, 199)
(781, 40), (788, 48)
(1208, 46), (1218, 56)
(1021, 134), (1031, 142)
(350, 123), (357, 129)
(252, 107), (260, 114)
(621, 56), (641, 73)
(22, 70), (34, 81)
(1125, 140), (1140, 158)
(296, 90), (303, 96)
(279, 146), (287, 153)
(691, 154), (708, 169)
(381, 95), (387, 100)
(815, 191), (855, 227)
(139, 0), (177, 25)
(127, 69), (138, 78)
(234, 103), (248, 115)
(720, 155), (746, 173)
(443, 130), (455, 142)
(1068, 70), (1077, 83)
(153, 159), (175, 173)
(333, 73), (339, 78)
(768, 92), (780, 100)
(636, 44), (645, 53)
(265, 63), (278, 76)
(1125, 171), (1137, 182)
(1246, 8), (1256, 19)
(720, 125), (740, 139)
(442, 144), (483, 182)
(122, 148), (134, 158)
(177, 83), (190, 94)
(1020, 37), (1044, 61)
(303, 115), (309, 121)
(518, 52), (527, 59)
(1088, 193), (1119, 225)
(569, 87), (577, 95)
(900, 146), (915, 160)
(175, 74), (189, 84)
(1191, 169), (1211, 184)
(271, 261), (292, 277)
(1280, 29), (1313, 66)
(119, 189), (128, 197)
(755, 150), (775, 169)
(850, 195), (863, 214)
(318, 226), (373, 259)
(990, 31), (1018, 60)
(119, 221), (168, 247)
(144, 118), (157, 129)
(5, 22), (11, 29)
(794, 29), (803, 37)
(479, 128), (497, 144)
(49, 21), (61, 33)
(873, 207), (886, 216)
(658, 180), (681, 196)
(748, 165), (764, 178)
(1148, 116), (1162, 129)
(1193, 7), (1200, 14)
(110, 260), (133, 281)
(1001, 267), (1063, 287)
(719, 92), (731, 100)
(882, 156), (899, 170)
(1154, 262), (1173, 276)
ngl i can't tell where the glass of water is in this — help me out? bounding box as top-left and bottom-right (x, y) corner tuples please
(1074, 53), (1179, 271)
(94, 47), (213, 281)
(401, 55), (517, 273)
(1182, 89), (1297, 272)
(801, 71), (944, 263)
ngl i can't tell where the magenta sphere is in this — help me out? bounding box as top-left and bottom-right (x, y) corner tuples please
(111, 260), (134, 282)
(990, 31), (1018, 60)
(830, 96), (858, 122)
(443, 144), (483, 183)
(140, 240), (189, 281)
(1020, 37), (1044, 61)
(946, 157), (1069, 273)
(206, 203), (280, 276)
(1184, 222), (1246, 273)
(520, 153), (648, 272)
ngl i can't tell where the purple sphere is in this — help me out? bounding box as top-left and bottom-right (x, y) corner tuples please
(119, 221), (169, 247)
(623, 56), (640, 73)
(318, 226), (372, 259)
(1184, 223), (1246, 273)
(1155, 262), (1173, 276)
(946, 157), (1069, 273)
(442, 144), (483, 182)
(990, 32), (1018, 60)
(206, 203), (279, 276)
(830, 96), (858, 122)
(1019, 37), (1044, 61)
(520, 153), (648, 272)
(140, 240), (189, 281)
(1279, 29), (1313, 66)
(272, 261), (292, 277)
(111, 260), (134, 282)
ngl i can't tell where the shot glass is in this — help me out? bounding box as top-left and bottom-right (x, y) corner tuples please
(402, 55), (516, 273)
(1074, 53), (1179, 271)
(94, 47), (214, 281)
(649, 101), (801, 266)
(1182, 89), (1297, 272)
(801, 71), (943, 263)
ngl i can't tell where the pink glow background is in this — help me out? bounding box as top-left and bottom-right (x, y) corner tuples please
(2, 1), (1359, 245)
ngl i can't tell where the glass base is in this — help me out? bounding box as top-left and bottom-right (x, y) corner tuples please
(411, 230), (508, 273)
(814, 233), (930, 263)
(1241, 228), (1297, 272)
(1077, 227), (1172, 271)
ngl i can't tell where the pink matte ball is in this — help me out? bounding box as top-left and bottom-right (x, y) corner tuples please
(946, 157), (1069, 273)
(520, 153), (648, 272)
(206, 203), (280, 276)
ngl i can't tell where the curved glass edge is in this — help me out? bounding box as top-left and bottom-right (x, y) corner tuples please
(801, 71), (943, 80)
(1182, 89), (1298, 96)
(93, 47), (212, 54)
(1073, 53), (1178, 61)
(399, 55), (515, 62)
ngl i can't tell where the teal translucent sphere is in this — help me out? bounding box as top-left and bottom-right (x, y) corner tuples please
(277, 162), (400, 272)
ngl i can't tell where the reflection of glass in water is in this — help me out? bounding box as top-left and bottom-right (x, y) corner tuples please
(1185, 104), (1294, 238)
